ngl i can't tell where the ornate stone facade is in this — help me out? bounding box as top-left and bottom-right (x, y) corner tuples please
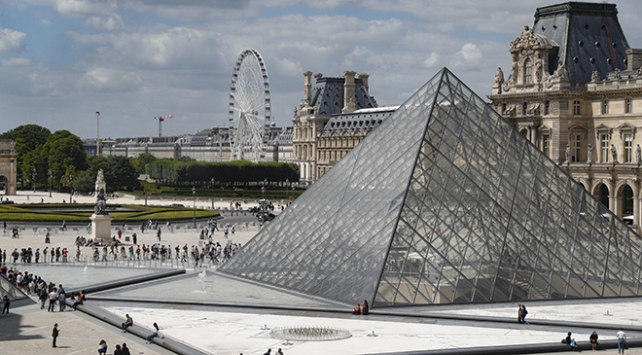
(292, 71), (394, 183)
(0, 140), (17, 195)
(489, 2), (642, 231)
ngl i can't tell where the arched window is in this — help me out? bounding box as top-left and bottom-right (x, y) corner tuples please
(524, 58), (533, 84)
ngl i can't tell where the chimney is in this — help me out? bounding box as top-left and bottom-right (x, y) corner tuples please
(303, 71), (313, 107)
(342, 71), (356, 114)
(358, 73), (369, 93)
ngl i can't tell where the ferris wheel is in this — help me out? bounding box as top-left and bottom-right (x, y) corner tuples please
(228, 49), (272, 162)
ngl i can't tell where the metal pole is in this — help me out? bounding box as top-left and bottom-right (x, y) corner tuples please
(48, 169), (52, 198)
(192, 186), (196, 228)
(211, 178), (215, 209)
(96, 111), (100, 157)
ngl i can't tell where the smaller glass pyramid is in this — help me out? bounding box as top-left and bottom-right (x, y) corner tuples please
(220, 68), (642, 308)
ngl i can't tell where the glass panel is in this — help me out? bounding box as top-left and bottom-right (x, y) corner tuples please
(220, 69), (642, 308)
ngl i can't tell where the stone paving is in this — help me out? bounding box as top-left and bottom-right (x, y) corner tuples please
(0, 190), (263, 355)
(3, 191), (642, 354)
(0, 300), (169, 355)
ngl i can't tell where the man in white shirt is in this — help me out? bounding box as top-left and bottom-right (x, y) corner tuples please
(48, 289), (57, 312)
(617, 328), (626, 354)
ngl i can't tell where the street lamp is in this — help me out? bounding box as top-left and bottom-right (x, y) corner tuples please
(192, 186), (196, 228)
(48, 169), (52, 198)
(211, 178), (215, 209)
(68, 173), (74, 203)
(32, 167), (37, 192)
(285, 178), (288, 200)
(261, 178), (267, 200)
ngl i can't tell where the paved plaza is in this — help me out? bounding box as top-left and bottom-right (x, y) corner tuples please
(2, 191), (642, 354)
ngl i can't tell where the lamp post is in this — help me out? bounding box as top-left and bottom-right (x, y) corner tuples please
(262, 178), (267, 200)
(285, 178), (288, 200)
(192, 186), (196, 228)
(211, 178), (215, 209)
(95, 111), (100, 157)
(48, 169), (52, 198)
(68, 173), (73, 203)
(32, 167), (37, 192)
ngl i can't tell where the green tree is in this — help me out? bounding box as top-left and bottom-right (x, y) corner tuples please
(42, 130), (88, 189)
(102, 156), (140, 191)
(0, 124), (51, 188)
(132, 153), (157, 175)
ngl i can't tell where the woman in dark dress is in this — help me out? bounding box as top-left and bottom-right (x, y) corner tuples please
(362, 300), (369, 315)
(590, 331), (599, 350)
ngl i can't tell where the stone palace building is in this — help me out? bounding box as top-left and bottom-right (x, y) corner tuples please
(488, 1), (642, 230)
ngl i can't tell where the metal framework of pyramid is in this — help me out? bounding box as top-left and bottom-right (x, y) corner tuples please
(220, 68), (642, 307)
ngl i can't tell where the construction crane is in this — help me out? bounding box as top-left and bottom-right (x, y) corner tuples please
(154, 114), (173, 137)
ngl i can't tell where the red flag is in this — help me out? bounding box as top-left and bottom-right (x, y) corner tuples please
(96, 111), (100, 116)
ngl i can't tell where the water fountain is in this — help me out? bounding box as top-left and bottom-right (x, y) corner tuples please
(270, 326), (351, 342)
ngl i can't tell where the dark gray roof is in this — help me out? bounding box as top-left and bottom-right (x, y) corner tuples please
(533, 2), (629, 83)
(321, 106), (397, 135)
(310, 77), (375, 116)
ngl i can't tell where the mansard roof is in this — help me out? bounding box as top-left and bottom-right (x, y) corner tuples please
(532, 2), (629, 83)
(309, 76), (375, 116)
(321, 106), (398, 135)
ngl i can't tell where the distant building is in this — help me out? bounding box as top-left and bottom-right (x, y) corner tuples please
(488, 1), (642, 230)
(293, 70), (396, 183)
(83, 126), (293, 163)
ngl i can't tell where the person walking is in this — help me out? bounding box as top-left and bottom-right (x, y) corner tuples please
(617, 328), (626, 354)
(39, 287), (48, 309)
(2, 294), (10, 314)
(52, 323), (59, 348)
(121, 343), (131, 355)
(520, 304), (528, 324)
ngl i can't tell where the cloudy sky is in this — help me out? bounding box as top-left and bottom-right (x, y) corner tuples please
(2, 0), (642, 139)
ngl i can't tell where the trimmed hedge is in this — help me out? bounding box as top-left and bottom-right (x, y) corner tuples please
(0, 203), (220, 223)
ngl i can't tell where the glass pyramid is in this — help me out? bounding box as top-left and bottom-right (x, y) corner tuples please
(220, 68), (642, 307)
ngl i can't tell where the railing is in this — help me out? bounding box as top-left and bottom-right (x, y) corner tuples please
(31, 254), (229, 270)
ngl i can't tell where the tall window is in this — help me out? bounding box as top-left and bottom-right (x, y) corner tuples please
(542, 135), (550, 157)
(601, 134), (610, 163)
(523, 102), (528, 115)
(573, 100), (581, 115)
(625, 98), (632, 114)
(571, 134), (581, 162)
(625, 133), (633, 163)
(524, 58), (532, 84)
(544, 100), (550, 115)
(602, 99), (609, 114)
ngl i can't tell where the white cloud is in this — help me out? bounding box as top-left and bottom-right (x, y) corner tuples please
(77, 68), (143, 92)
(423, 53), (440, 68)
(0, 28), (26, 54)
(458, 43), (482, 63)
(85, 14), (124, 30)
(28, 71), (57, 95)
(3, 57), (30, 66)
(55, 0), (117, 17)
